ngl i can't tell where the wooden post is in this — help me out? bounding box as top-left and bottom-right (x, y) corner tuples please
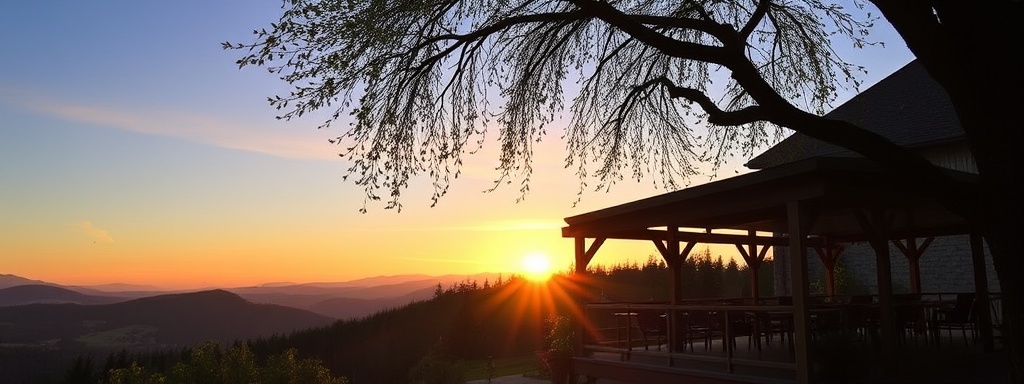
(749, 230), (761, 303)
(736, 230), (769, 303)
(906, 238), (922, 294)
(653, 226), (696, 358)
(787, 201), (812, 384)
(970, 231), (994, 352)
(573, 237), (587, 358)
(666, 226), (683, 357)
(574, 237), (587, 274)
(572, 237), (604, 358)
(856, 209), (896, 357)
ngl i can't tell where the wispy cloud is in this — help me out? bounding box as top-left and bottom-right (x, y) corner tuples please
(7, 91), (339, 161)
(75, 220), (114, 243)
(427, 219), (563, 232)
(396, 257), (491, 265)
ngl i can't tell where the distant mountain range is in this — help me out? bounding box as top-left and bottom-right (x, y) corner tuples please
(0, 272), (511, 320)
(0, 289), (333, 349)
(0, 274), (57, 289)
(0, 284), (126, 306)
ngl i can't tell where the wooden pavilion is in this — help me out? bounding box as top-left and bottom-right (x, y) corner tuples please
(561, 60), (999, 384)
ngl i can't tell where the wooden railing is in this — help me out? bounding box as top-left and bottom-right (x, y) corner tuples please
(581, 301), (799, 375)
(578, 293), (1002, 376)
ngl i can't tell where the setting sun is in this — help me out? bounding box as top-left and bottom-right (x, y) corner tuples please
(521, 253), (553, 282)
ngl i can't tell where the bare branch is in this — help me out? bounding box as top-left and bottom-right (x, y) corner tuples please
(740, 0), (771, 41)
(570, 0), (730, 64)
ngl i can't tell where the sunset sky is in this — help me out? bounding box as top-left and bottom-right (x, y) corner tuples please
(1, 1), (913, 289)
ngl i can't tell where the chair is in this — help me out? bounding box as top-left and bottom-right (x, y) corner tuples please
(846, 294), (877, 343)
(635, 311), (667, 350)
(894, 293), (931, 346)
(933, 293), (978, 347)
(765, 296), (794, 349)
(725, 311), (761, 352)
(682, 310), (715, 351)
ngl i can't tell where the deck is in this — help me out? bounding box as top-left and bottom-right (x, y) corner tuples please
(571, 298), (1006, 384)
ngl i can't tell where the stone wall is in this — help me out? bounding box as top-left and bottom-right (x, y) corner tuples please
(773, 234), (1000, 296)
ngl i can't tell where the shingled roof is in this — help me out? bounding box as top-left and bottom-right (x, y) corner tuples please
(745, 59), (965, 169)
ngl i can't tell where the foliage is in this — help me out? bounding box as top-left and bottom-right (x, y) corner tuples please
(102, 343), (346, 384)
(226, 0), (877, 210)
(810, 258), (866, 295)
(407, 341), (467, 384)
(112, 344), (344, 384)
(260, 348), (347, 384)
(544, 314), (575, 356)
(246, 278), (555, 383)
(107, 362), (164, 384)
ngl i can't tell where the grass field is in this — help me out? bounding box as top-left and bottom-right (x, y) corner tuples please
(463, 355), (540, 381)
(76, 325), (158, 348)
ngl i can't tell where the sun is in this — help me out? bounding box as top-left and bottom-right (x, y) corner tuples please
(521, 253), (553, 282)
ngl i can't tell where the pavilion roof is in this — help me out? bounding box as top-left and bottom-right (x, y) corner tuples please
(562, 157), (977, 244)
(745, 60), (964, 170)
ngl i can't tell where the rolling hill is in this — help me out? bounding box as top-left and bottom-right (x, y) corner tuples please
(0, 289), (334, 349)
(0, 273), (58, 289)
(0, 284), (127, 307)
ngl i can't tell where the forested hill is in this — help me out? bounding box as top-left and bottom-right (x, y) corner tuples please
(246, 277), (559, 384)
(93, 277), (558, 384)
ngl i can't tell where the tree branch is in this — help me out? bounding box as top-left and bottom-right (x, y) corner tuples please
(739, 0), (771, 42)
(570, 0), (730, 64)
(652, 77), (768, 126)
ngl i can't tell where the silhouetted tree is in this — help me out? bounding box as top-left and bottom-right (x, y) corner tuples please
(723, 258), (744, 298)
(228, 2), (1023, 376)
(64, 355), (96, 384)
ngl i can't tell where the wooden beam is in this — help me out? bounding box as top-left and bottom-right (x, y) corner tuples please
(735, 243), (750, 262)
(811, 238), (844, 297)
(757, 243), (771, 262)
(563, 227), (800, 246)
(892, 236), (935, 294)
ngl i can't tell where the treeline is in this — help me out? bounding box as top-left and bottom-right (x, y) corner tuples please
(65, 343), (345, 384)
(582, 247), (774, 301)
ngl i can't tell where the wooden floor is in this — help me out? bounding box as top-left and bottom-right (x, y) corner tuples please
(574, 330), (1008, 384)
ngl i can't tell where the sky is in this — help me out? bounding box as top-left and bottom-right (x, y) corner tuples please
(0, 1), (913, 289)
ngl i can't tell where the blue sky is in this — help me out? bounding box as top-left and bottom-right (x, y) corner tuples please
(0, 1), (913, 288)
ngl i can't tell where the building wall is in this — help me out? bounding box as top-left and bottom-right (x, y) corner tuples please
(773, 234), (1001, 296)
(919, 142), (977, 174)
(769, 142), (985, 296)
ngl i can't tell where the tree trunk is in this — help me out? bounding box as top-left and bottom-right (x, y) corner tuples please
(871, 1), (1024, 381)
